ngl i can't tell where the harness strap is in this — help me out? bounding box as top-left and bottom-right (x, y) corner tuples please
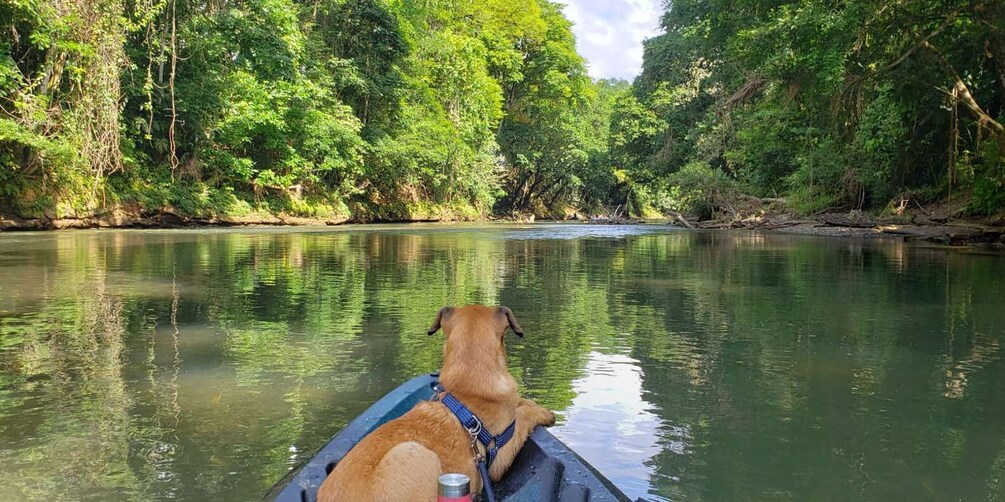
(436, 387), (517, 501)
(440, 393), (516, 464)
(441, 393), (494, 446)
(487, 421), (515, 466)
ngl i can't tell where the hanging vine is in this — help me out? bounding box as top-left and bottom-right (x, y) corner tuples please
(167, 0), (179, 180)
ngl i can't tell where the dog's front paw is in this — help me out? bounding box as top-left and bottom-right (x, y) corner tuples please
(540, 409), (556, 427)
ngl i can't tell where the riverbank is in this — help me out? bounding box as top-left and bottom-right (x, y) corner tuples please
(0, 204), (349, 231)
(3, 200), (1003, 247)
(0, 201), (484, 231)
(741, 217), (1005, 245)
(675, 196), (1005, 245)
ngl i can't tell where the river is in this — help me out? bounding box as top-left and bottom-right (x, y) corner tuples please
(1, 224), (1003, 501)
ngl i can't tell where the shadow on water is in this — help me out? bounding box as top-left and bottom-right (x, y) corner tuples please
(0, 225), (1003, 501)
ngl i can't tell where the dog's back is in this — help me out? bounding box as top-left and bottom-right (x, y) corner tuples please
(317, 402), (476, 502)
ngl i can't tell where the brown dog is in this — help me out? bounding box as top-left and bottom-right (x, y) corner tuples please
(317, 305), (556, 501)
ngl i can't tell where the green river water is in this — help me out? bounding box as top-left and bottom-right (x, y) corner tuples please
(0, 224), (1003, 501)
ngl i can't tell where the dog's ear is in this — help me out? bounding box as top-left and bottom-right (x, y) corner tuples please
(499, 306), (524, 337)
(427, 307), (453, 335)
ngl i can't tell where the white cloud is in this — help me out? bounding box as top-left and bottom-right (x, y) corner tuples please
(558, 0), (664, 81)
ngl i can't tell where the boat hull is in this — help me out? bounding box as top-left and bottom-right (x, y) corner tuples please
(265, 373), (632, 501)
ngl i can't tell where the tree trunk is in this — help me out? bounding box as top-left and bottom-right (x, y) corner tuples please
(522, 171), (544, 209)
(545, 180), (568, 209)
(510, 170), (531, 208)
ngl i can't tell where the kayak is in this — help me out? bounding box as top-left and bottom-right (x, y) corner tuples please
(265, 373), (634, 502)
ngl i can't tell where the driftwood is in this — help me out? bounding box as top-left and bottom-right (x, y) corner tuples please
(589, 216), (633, 225)
(589, 205), (635, 225)
(692, 217), (805, 230)
(672, 211), (695, 229)
(756, 220), (804, 230)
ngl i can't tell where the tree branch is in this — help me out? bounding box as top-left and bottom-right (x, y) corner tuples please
(846, 13), (956, 88)
(919, 39), (1005, 136)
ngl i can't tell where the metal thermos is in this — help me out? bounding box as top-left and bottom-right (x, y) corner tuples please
(437, 473), (472, 502)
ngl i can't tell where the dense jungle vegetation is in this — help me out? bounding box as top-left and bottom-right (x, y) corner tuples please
(616, 0), (1005, 218)
(1, 0), (1004, 222)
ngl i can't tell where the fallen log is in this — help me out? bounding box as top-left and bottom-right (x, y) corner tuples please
(672, 211), (695, 229)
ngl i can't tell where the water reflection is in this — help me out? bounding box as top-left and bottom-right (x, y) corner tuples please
(553, 351), (667, 501)
(0, 225), (1003, 501)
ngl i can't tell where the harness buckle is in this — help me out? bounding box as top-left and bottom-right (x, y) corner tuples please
(465, 418), (486, 463)
(469, 434), (485, 463)
(465, 416), (483, 438)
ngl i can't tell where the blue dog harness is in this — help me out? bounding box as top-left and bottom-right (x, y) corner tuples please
(434, 385), (516, 502)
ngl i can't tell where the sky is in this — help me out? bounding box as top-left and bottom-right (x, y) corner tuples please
(558, 0), (664, 81)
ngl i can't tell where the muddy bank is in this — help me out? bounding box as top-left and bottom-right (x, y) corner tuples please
(638, 192), (1003, 245)
(770, 219), (1005, 245)
(676, 206), (1005, 245)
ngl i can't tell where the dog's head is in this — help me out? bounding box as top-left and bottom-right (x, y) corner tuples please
(429, 306), (523, 388)
(427, 305), (524, 341)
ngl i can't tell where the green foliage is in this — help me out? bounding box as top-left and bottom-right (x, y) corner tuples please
(786, 186), (832, 215)
(725, 107), (802, 197)
(667, 161), (738, 219)
(0, 117), (94, 216)
(609, 91), (666, 183)
(969, 142), (1005, 215)
(784, 136), (845, 214)
(613, 0), (1005, 216)
(106, 174), (254, 217)
(495, 0), (601, 213)
(620, 161), (739, 219)
(2, 0), (611, 221)
(316, 0), (407, 136)
(0, 118), (78, 171)
(4, 0), (1005, 222)
(201, 71), (365, 194)
(574, 80), (628, 209)
(850, 86), (907, 205)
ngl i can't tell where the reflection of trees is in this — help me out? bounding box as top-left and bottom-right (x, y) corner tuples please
(0, 235), (141, 500)
(365, 232), (504, 379)
(618, 233), (1005, 501)
(0, 232), (380, 500)
(499, 238), (616, 411)
(216, 234), (369, 381)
